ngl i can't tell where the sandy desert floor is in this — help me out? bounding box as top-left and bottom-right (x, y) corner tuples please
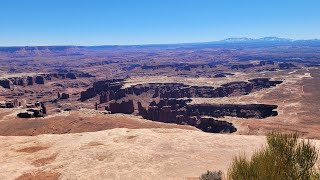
(2, 128), (320, 180)
(0, 109), (196, 136)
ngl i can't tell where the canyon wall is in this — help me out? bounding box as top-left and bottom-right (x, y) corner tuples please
(80, 78), (283, 102)
(0, 72), (94, 89)
(79, 78), (282, 134)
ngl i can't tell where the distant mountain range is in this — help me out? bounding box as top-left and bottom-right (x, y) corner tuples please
(0, 37), (320, 52)
(220, 37), (293, 43)
(181, 37), (320, 48)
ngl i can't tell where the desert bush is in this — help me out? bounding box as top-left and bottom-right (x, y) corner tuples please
(199, 170), (223, 180)
(228, 132), (320, 180)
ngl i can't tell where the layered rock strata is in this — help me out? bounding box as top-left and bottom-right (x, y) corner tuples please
(80, 78), (283, 102)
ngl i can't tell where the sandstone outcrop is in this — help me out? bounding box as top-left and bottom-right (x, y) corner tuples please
(230, 64), (255, 70)
(26, 76), (33, 85)
(60, 93), (70, 99)
(80, 78), (283, 102)
(140, 63), (215, 71)
(229, 60), (276, 70)
(79, 78), (281, 134)
(187, 104), (278, 118)
(17, 102), (47, 118)
(66, 73), (77, 79)
(136, 98), (278, 133)
(258, 60), (275, 66)
(214, 72), (235, 78)
(0, 100), (16, 108)
(8, 77), (25, 86)
(139, 99), (278, 121)
(0, 72), (94, 89)
(107, 99), (134, 114)
(0, 79), (11, 89)
(279, 62), (297, 70)
(35, 76), (45, 84)
(80, 79), (124, 102)
(137, 100), (237, 133)
(193, 117), (237, 133)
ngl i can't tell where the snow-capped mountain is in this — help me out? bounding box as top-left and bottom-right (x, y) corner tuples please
(221, 37), (293, 43)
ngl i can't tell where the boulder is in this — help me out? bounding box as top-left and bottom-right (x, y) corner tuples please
(17, 111), (34, 118)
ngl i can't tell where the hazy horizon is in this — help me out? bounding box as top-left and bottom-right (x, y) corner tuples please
(1, 36), (320, 47)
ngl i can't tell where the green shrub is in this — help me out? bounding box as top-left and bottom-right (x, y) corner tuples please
(199, 170), (223, 180)
(228, 132), (320, 180)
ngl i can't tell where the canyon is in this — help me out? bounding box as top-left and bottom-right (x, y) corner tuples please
(79, 77), (282, 133)
(0, 41), (319, 179)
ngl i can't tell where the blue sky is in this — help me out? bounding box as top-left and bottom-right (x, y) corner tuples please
(0, 0), (319, 46)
